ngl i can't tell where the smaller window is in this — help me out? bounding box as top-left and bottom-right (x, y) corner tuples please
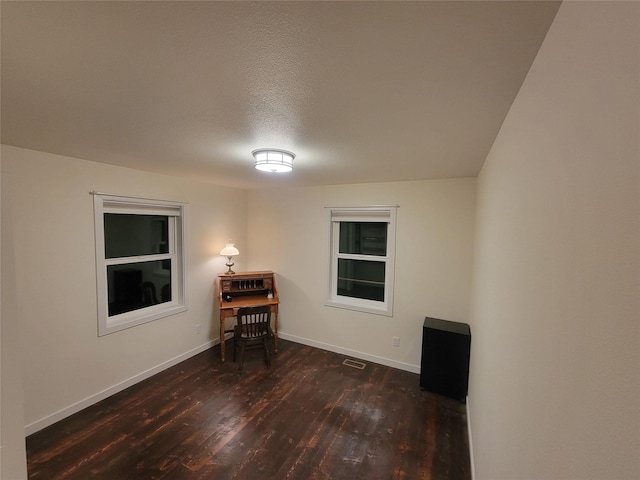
(326, 206), (397, 316)
(93, 193), (188, 336)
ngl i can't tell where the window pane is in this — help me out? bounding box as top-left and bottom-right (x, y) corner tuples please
(337, 258), (385, 301)
(107, 261), (171, 316)
(104, 214), (169, 258)
(339, 222), (387, 256)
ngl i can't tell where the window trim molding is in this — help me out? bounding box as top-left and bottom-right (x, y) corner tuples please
(325, 205), (398, 316)
(93, 193), (188, 336)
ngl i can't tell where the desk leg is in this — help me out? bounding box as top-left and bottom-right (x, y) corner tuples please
(220, 312), (226, 362)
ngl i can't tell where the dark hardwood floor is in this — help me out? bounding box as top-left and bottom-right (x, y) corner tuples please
(27, 340), (471, 479)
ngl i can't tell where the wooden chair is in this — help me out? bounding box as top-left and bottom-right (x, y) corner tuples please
(233, 306), (272, 372)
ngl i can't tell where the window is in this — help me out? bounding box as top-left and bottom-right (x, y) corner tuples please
(326, 206), (397, 316)
(93, 193), (187, 336)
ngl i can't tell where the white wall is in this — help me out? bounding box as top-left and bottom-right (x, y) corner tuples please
(1, 172), (28, 480)
(468, 2), (639, 479)
(247, 179), (476, 371)
(1, 145), (247, 437)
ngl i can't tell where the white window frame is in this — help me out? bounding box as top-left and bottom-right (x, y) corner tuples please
(325, 206), (397, 316)
(93, 193), (188, 336)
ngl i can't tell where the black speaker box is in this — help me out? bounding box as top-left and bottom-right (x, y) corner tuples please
(420, 317), (471, 403)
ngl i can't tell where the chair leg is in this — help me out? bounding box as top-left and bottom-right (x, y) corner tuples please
(263, 338), (271, 368)
(239, 342), (246, 372)
(233, 334), (236, 362)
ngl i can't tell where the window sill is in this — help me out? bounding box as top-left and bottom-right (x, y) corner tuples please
(324, 298), (393, 317)
(99, 304), (187, 336)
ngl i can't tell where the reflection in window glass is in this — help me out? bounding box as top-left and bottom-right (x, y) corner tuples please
(104, 214), (169, 258)
(337, 258), (385, 301)
(339, 222), (387, 256)
(107, 261), (172, 316)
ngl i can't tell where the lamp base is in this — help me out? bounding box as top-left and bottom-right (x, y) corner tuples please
(225, 258), (236, 274)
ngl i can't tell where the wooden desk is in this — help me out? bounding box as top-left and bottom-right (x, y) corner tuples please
(217, 271), (279, 362)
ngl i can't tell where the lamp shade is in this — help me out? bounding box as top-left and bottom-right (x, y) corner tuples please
(253, 149), (294, 173)
(220, 243), (239, 256)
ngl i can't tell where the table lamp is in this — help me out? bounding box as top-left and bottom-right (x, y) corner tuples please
(220, 242), (239, 274)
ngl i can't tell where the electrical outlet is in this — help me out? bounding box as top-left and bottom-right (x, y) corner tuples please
(392, 336), (400, 347)
(196, 324), (201, 334)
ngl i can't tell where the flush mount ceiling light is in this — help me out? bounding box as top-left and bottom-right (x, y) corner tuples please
(252, 149), (295, 173)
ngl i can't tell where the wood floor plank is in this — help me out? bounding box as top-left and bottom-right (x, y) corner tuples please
(27, 340), (471, 480)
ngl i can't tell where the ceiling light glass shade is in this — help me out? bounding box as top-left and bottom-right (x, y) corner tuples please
(253, 149), (295, 173)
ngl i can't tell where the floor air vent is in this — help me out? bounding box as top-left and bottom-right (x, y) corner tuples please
(342, 358), (366, 370)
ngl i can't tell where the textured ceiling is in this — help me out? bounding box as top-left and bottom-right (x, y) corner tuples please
(1, 1), (560, 189)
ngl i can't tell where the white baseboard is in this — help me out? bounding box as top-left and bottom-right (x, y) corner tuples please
(25, 339), (217, 436)
(279, 332), (420, 374)
(466, 397), (476, 480)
